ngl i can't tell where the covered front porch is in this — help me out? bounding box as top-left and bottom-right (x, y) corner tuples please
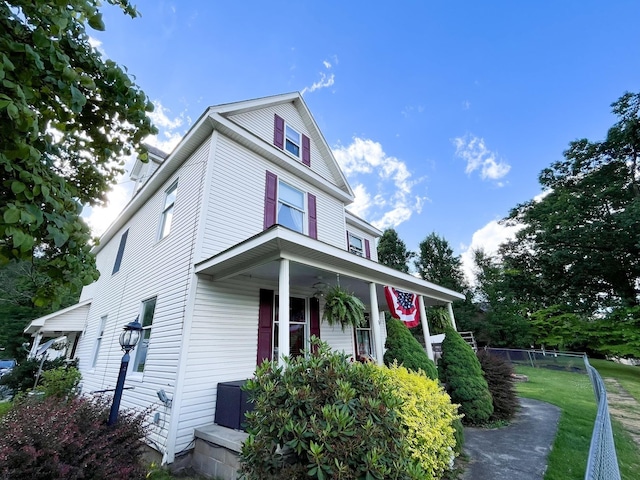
(195, 226), (465, 365)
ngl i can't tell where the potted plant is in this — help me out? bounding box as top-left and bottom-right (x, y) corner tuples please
(322, 285), (366, 330)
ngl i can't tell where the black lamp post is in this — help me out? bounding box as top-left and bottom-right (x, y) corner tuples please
(107, 317), (143, 426)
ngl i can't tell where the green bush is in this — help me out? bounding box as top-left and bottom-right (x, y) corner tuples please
(240, 338), (422, 480)
(438, 327), (493, 425)
(384, 317), (438, 380)
(380, 364), (460, 479)
(0, 395), (148, 479)
(0, 357), (67, 394)
(476, 350), (518, 422)
(36, 365), (81, 399)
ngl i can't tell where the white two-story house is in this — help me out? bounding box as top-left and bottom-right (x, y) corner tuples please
(25, 92), (464, 476)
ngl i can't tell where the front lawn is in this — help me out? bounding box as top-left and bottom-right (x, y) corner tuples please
(516, 362), (640, 480)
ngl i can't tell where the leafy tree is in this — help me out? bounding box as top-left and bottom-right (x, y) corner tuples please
(377, 228), (413, 273)
(471, 249), (531, 347)
(1, 0), (156, 307)
(503, 92), (640, 313)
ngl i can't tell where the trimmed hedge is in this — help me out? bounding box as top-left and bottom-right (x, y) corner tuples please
(384, 317), (438, 380)
(438, 326), (493, 425)
(477, 350), (518, 421)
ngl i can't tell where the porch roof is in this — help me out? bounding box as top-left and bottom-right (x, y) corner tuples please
(194, 226), (465, 307)
(24, 299), (92, 335)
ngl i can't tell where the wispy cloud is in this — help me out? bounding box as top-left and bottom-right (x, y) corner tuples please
(84, 100), (187, 236)
(333, 138), (427, 230)
(453, 134), (511, 183)
(302, 57), (337, 95)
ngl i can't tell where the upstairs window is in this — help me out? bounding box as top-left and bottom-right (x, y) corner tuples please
(348, 233), (364, 257)
(133, 297), (157, 373)
(91, 315), (107, 368)
(278, 181), (305, 233)
(159, 182), (178, 240)
(285, 125), (301, 157)
(112, 229), (129, 274)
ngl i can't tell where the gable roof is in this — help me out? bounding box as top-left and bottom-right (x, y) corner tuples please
(96, 92), (354, 253)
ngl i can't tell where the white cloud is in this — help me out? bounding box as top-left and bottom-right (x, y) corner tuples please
(460, 220), (523, 286)
(333, 137), (427, 230)
(301, 58), (337, 95)
(88, 36), (106, 56)
(453, 134), (511, 182)
(323, 60), (332, 69)
(148, 101), (184, 130)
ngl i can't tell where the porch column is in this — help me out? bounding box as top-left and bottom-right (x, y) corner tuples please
(29, 332), (43, 359)
(418, 296), (434, 361)
(369, 282), (383, 365)
(447, 302), (458, 331)
(278, 259), (290, 367)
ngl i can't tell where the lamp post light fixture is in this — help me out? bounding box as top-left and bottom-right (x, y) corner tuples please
(107, 317), (143, 426)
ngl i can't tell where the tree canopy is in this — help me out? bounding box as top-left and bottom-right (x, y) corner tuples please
(377, 228), (413, 273)
(0, 0), (156, 307)
(503, 92), (640, 313)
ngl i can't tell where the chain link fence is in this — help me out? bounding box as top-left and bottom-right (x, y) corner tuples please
(485, 348), (621, 480)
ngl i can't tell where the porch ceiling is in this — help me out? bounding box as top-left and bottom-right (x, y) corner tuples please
(194, 227), (464, 308)
(24, 300), (91, 335)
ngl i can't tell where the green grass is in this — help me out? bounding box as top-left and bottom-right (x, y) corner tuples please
(0, 401), (11, 418)
(590, 358), (640, 402)
(515, 364), (640, 480)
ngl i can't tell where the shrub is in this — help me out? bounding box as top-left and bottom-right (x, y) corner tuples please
(0, 395), (148, 480)
(384, 317), (438, 380)
(0, 357), (67, 394)
(438, 326), (493, 425)
(35, 365), (81, 399)
(476, 350), (518, 422)
(380, 364), (460, 479)
(240, 338), (421, 480)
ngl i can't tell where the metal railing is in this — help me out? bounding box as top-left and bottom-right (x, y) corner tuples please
(485, 348), (621, 480)
(583, 356), (621, 480)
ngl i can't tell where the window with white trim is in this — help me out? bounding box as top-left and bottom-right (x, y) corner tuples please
(285, 124), (301, 157)
(159, 182), (178, 240)
(355, 313), (374, 362)
(133, 297), (157, 373)
(348, 233), (364, 257)
(273, 296), (307, 359)
(91, 315), (107, 368)
(278, 181), (305, 233)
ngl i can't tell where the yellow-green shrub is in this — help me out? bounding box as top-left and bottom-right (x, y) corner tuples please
(379, 364), (461, 479)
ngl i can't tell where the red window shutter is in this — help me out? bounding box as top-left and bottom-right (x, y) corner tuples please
(302, 134), (311, 166)
(264, 171), (277, 229)
(365, 239), (371, 259)
(274, 114), (284, 149)
(257, 289), (274, 364)
(308, 193), (317, 239)
(310, 296), (321, 352)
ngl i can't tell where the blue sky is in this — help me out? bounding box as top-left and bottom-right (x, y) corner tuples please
(85, 0), (640, 280)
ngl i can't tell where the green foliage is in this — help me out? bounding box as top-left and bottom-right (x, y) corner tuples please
(0, 395), (148, 479)
(377, 228), (414, 273)
(438, 327), (493, 425)
(384, 317), (438, 380)
(321, 285), (365, 330)
(415, 233), (467, 292)
(476, 350), (518, 421)
(0, 0), (157, 307)
(240, 338), (421, 480)
(0, 356), (66, 393)
(530, 305), (587, 350)
(380, 364), (460, 479)
(503, 92), (640, 313)
(587, 306), (640, 358)
(35, 365), (81, 399)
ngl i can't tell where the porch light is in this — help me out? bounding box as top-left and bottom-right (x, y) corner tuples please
(108, 317), (143, 426)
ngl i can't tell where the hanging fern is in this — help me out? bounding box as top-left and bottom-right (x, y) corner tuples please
(322, 285), (366, 330)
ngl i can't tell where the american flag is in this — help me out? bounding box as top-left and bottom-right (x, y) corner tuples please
(384, 286), (420, 328)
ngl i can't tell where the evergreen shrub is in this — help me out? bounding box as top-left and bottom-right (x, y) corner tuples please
(476, 350), (518, 421)
(384, 317), (438, 380)
(0, 357), (67, 394)
(240, 338), (423, 480)
(438, 327), (493, 425)
(380, 364), (461, 479)
(0, 395), (148, 479)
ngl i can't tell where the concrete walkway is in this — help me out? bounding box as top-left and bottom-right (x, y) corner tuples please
(461, 398), (561, 480)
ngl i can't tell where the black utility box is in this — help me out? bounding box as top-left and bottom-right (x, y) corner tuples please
(214, 380), (253, 431)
